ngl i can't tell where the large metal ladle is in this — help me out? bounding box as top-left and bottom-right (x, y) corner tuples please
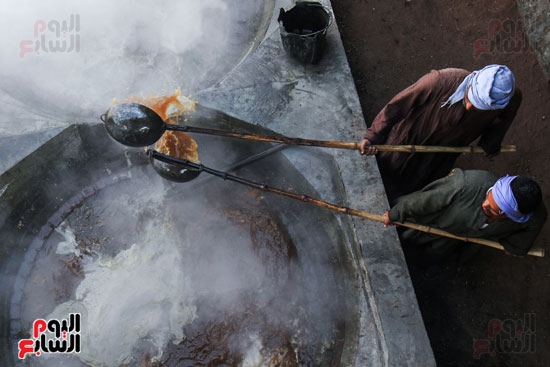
(101, 102), (517, 182)
(101, 103), (518, 152)
(146, 149), (543, 258)
(101, 102), (202, 182)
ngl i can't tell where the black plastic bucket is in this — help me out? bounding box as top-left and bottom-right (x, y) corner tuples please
(278, 1), (332, 64)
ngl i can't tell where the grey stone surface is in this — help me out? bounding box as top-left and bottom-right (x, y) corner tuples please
(517, 0), (550, 79)
(0, 127), (65, 174)
(0, 90), (70, 175)
(196, 0), (435, 365)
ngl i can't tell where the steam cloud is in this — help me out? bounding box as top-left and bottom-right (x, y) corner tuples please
(0, 0), (273, 133)
(21, 171), (344, 366)
(48, 222), (198, 366)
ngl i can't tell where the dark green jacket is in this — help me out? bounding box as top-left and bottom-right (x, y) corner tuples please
(389, 169), (547, 255)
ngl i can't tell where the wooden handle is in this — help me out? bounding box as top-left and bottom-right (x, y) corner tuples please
(339, 210), (542, 257)
(349, 212), (543, 257)
(180, 126), (516, 153)
(393, 220), (544, 258)
(374, 145), (517, 153)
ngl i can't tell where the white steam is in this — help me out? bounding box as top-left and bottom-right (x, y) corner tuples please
(0, 0), (273, 127)
(241, 334), (265, 367)
(54, 224), (81, 257)
(21, 164), (342, 366)
(47, 221), (197, 366)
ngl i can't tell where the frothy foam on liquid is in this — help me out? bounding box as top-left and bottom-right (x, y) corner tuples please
(47, 223), (197, 366)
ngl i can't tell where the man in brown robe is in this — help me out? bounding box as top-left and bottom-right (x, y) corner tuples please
(360, 65), (522, 202)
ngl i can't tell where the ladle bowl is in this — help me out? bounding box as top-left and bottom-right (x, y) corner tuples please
(102, 103), (166, 147)
(102, 103), (201, 181)
(149, 155), (201, 182)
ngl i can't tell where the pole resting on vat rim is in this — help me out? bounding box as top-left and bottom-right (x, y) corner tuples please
(146, 149), (543, 258)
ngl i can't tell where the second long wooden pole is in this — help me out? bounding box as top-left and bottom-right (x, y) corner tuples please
(148, 150), (542, 257)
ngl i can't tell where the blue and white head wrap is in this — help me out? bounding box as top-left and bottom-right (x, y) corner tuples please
(490, 175), (532, 223)
(441, 64), (516, 110)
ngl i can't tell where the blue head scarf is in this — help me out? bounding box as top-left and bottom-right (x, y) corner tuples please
(441, 64), (515, 110)
(490, 175), (532, 223)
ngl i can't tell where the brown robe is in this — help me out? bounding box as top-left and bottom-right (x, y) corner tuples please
(364, 68), (522, 200)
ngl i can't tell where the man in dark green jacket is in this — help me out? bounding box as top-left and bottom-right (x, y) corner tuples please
(383, 169), (547, 257)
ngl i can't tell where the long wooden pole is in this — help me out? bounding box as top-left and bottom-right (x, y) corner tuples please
(168, 125), (517, 154)
(148, 150), (542, 257)
(354, 213), (544, 258)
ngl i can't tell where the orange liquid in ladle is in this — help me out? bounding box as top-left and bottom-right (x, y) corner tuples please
(114, 88), (200, 163)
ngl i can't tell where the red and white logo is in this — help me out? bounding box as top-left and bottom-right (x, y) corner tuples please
(18, 313), (81, 359)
